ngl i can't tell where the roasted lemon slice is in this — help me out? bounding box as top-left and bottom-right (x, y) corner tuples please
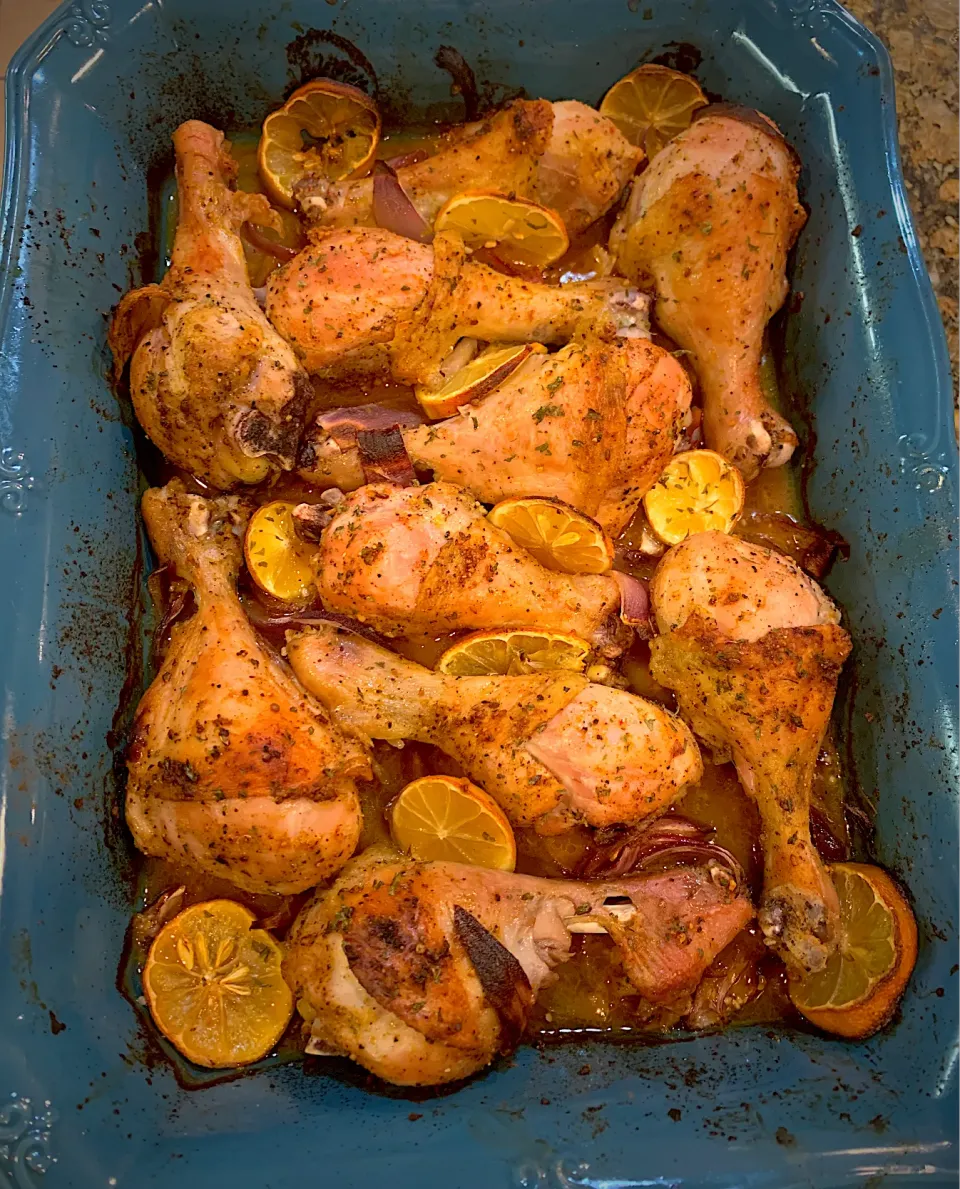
(434, 191), (569, 267)
(258, 79), (381, 209)
(642, 449), (745, 545)
(143, 900), (294, 1068)
(488, 497), (614, 574)
(436, 629), (591, 676)
(415, 342), (546, 419)
(390, 776), (516, 870)
(789, 863), (918, 1039)
(600, 64), (707, 158)
(244, 500), (317, 602)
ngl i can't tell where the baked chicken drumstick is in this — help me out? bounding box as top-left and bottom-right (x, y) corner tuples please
(286, 621), (702, 835)
(610, 105), (806, 480)
(266, 227), (648, 380)
(285, 845), (753, 1085)
(648, 531), (851, 973)
(304, 98), (640, 237)
(109, 120), (311, 488)
(125, 481), (371, 894)
(310, 481), (626, 647)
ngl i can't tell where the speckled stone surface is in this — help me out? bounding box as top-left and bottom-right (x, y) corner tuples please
(843, 0), (959, 410)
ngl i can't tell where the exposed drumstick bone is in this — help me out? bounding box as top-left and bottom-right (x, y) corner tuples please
(565, 898), (635, 934)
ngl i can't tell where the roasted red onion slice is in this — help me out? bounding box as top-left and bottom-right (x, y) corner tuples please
(433, 45), (481, 121)
(613, 570), (653, 637)
(357, 427), (417, 486)
(241, 221), (300, 261)
(684, 930), (768, 1031)
(243, 602), (394, 652)
(292, 502), (335, 543)
(130, 885), (186, 953)
(437, 336), (479, 380)
(384, 148), (431, 170)
(577, 815), (744, 886)
(735, 510), (849, 579)
(147, 564), (196, 663)
(372, 161), (432, 243)
(316, 403), (426, 449)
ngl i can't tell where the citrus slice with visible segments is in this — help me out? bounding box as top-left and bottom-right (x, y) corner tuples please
(143, 900), (294, 1068)
(788, 863), (918, 1039)
(244, 500), (317, 602)
(434, 191), (569, 267)
(600, 64), (708, 158)
(642, 449), (745, 545)
(390, 776), (517, 870)
(488, 497), (614, 574)
(258, 79), (381, 209)
(436, 629), (591, 677)
(415, 342), (546, 419)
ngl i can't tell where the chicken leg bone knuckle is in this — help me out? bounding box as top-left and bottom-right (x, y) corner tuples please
(609, 106), (806, 480)
(110, 121), (312, 489)
(283, 846), (752, 1085)
(649, 532), (851, 973)
(125, 480), (372, 894)
(285, 619), (703, 835)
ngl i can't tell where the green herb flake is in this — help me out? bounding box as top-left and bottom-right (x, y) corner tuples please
(532, 403), (564, 423)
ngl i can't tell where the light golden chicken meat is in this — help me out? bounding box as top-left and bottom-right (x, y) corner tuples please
(109, 120), (311, 489)
(265, 227), (648, 380)
(610, 105), (806, 480)
(302, 99), (639, 237)
(648, 531), (851, 973)
(532, 101), (643, 236)
(310, 481), (625, 647)
(125, 481), (371, 894)
(285, 845), (752, 1085)
(300, 337), (689, 533)
(403, 337), (691, 534)
(286, 621), (702, 835)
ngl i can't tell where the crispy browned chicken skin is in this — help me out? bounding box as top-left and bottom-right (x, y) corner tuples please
(109, 121), (312, 489)
(286, 621), (702, 835)
(648, 532), (851, 973)
(285, 846), (753, 1085)
(125, 482), (371, 894)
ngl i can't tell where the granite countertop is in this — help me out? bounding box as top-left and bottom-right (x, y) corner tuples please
(844, 0), (959, 415)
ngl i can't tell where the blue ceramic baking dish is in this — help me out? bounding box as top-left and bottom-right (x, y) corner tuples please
(0, 0), (955, 1185)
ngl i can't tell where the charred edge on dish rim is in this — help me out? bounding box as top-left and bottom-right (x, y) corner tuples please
(284, 28), (379, 100)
